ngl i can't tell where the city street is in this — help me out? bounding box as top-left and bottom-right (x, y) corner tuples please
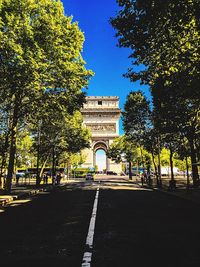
(1, 2), (199, 267)
(1, 176), (200, 266)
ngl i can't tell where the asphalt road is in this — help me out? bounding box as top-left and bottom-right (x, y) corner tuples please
(1, 178), (200, 267)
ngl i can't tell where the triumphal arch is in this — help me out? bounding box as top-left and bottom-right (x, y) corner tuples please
(81, 96), (122, 173)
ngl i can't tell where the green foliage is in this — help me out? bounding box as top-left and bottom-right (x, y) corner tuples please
(173, 152), (191, 172)
(0, 0), (94, 191)
(123, 90), (150, 143)
(143, 128), (159, 156)
(107, 135), (138, 163)
(69, 153), (87, 170)
(111, 0), (200, 94)
(16, 129), (33, 168)
(160, 148), (170, 167)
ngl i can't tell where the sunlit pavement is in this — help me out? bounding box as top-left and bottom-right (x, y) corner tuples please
(1, 176), (200, 266)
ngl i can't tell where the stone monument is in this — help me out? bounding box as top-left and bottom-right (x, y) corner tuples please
(81, 96), (122, 173)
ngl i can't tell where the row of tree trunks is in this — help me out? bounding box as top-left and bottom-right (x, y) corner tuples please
(155, 137), (198, 189)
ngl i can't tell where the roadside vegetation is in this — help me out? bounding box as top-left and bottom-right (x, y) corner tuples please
(108, 0), (199, 188)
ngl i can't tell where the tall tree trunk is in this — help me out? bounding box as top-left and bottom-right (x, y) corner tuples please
(136, 160), (139, 177)
(39, 158), (48, 180)
(157, 142), (162, 187)
(67, 160), (70, 179)
(52, 146), (56, 184)
(158, 150), (162, 187)
(128, 161), (132, 180)
(185, 156), (190, 191)
(169, 148), (174, 182)
(151, 151), (159, 187)
(189, 138), (199, 187)
(0, 132), (9, 189)
(5, 105), (18, 193)
(169, 147), (176, 190)
(140, 146), (144, 169)
(36, 147), (40, 187)
(36, 122), (41, 187)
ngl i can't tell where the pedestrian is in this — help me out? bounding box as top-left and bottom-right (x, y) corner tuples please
(16, 173), (20, 185)
(46, 173), (49, 184)
(56, 172), (62, 185)
(52, 175), (56, 185)
(144, 171), (147, 183)
(141, 172), (144, 186)
(43, 173), (48, 184)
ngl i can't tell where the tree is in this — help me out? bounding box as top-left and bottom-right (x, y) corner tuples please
(0, 0), (93, 192)
(31, 108), (91, 185)
(123, 90), (150, 143)
(70, 153), (87, 176)
(111, 0), (200, 99)
(107, 135), (138, 180)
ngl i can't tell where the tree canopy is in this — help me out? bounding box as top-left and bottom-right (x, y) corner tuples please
(111, 0), (200, 96)
(123, 90), (150, 143)
(0, 0), (93, 192)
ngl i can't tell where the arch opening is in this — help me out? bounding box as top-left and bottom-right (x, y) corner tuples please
(93, 141), (109, 173)
(95, 149), (107, 172)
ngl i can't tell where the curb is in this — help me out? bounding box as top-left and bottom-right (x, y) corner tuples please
(0, 186), (53, 207)
(0, 196), (16, 207)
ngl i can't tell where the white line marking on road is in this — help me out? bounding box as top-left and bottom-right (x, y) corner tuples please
(81, 187), (100, 267)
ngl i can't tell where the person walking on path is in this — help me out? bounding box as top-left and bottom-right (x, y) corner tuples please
(141, 171), (144, 186)
(43, 173), (48, 184)
(56, 173), (62, 185)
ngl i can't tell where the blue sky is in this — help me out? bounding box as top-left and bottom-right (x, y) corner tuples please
(96, 150), (106, 171)
(62, 0), (150, 134)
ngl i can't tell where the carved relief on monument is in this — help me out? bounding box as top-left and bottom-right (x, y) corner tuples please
(86, 123), (116, 133)
(84, 113), (120, 118)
